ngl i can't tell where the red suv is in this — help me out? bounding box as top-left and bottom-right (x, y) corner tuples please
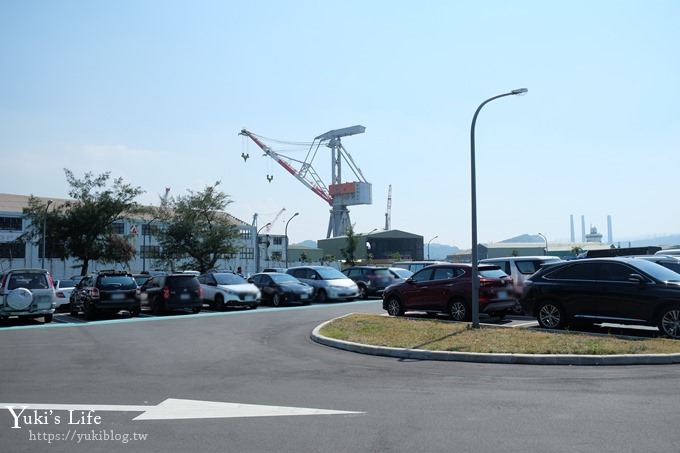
(382, 263), (517, 321)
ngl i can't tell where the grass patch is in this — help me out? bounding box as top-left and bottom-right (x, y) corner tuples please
(319, 313), (680, 355)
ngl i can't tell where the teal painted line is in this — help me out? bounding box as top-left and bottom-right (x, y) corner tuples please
(0, 299), (380, 332)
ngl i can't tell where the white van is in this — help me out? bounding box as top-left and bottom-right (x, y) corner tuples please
(479, 256), (561, 303)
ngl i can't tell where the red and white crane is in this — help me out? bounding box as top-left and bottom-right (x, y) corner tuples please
(239, 127), (372, 238)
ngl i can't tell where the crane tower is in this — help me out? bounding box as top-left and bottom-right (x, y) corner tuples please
(239, 126), (372, 238)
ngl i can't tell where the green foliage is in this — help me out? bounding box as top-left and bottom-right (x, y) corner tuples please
(22, 170), (144, 274)
(154, 182), (239, 273)
(340, 225), (358, 266)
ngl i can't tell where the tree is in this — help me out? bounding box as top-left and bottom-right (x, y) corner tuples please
(340, 225), (358, 266)
(154, 182), (239, 273)
(22, 170), (144, 275)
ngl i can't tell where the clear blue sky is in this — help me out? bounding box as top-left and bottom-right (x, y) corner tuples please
(1, 0), (678, 248)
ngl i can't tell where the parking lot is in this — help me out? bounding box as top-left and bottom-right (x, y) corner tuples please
(0, 298), (662, 340)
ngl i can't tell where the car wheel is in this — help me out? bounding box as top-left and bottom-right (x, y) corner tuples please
(191, 306), (202, 314)
(84, 302), (97, 320)
(129, 307), (140, 317)
(212, 294), (224, 311)
(315, 289), (327, 303)
(536, 301), (565, 329)
(69, 303), (78, 316)
(152, 298), (164, 315)
(385, 297), (404, 317)
(358, 285), (368, 300)
(272, 293), (283, 307)
(43, 314), (53, 323)
(449, 298), (470, 322)
(658, 304), (680, 339)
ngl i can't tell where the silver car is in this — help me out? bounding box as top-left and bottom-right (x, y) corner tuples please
(286, 266), (359, 302)
(0, 268), (57, 323)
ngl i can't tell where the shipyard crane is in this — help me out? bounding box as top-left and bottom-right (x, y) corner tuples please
(264, 208), (286, 233)
(239, 127), (372, 238)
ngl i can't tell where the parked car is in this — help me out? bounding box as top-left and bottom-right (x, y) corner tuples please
(341, 266), (396, 299)
(382, 263), (517, 321)
(520, 257), (680, 338)
(286, 266), (359, 302)
(630, 255), (680, 275)
(389, 267), (413, 281)
(138, 273), (203, 315)
(69, 270), (141, 319)
(249, 272), (313, 306)
(263, 267), (288, 273)
(132, 273), (152, 286)
(0, 268), (57, 323)
(391, 260), (446, 273)
(54, 279), (78, 310)
(479, 256), (562, 313)
(198, 271), (260, 310)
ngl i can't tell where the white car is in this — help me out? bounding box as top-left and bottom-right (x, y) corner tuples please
(54, 279), (78, 309)
(1, 268), (57, 323)
(198, 271), (260, 310)
(286, 266), (359, 302)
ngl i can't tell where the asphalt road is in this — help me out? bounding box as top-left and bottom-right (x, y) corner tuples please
(1, 300), (678, 453)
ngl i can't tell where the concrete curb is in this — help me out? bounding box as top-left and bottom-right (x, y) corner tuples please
(311, 316), (680, 366)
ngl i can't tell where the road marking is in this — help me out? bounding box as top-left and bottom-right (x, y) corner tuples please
(1, 398), (364, 421)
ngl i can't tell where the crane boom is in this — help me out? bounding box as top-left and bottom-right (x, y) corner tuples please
(239, 129), (332, 205)
(384, 184), (392, 230)
(239, 127), (372, 238)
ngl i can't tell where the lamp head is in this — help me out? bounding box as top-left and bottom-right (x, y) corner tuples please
(511, 88), (528, 95)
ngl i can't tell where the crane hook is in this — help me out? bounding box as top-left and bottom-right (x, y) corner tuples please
(266, 174), (274, 183)
(241, 152), (249, 162)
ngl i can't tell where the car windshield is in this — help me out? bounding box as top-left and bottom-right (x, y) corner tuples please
(270, 273), (299, 283)
(372, 269), (393, 277)
(99, 275), (137, 289)
(390, 268), (413, 278)
(7, 272), (49, 290)
(215, 273), (247, 285)
(479, 267), (508, 279)
(57, 279), (77, 288)
(315, 267), (347, 280)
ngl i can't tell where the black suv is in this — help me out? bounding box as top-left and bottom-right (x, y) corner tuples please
(138, 274), (203, 315)
(341, 266), (396, 299)
(521, 257), (680, 338)
(70, 270), (140, 319)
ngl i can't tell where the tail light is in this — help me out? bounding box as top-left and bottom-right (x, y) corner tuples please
(162, 286), (170, 300)
(91, 287), (100, 298)
(198, 286), (204, 298)
(56, 291), (66, 298)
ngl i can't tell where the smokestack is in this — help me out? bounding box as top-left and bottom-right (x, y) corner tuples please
(570, 215), (575, 243)
(581, 215), (586, 242)
(607, 215), (613, 244)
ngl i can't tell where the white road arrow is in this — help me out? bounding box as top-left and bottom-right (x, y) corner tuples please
(1, 398), (364, 421)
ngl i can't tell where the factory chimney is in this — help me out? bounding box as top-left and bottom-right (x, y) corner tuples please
(570, 215), (575, 243)
(607, 215), (613, 244)
(581, 215), (586, 242)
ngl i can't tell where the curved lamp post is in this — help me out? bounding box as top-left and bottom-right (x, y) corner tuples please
(470, 88), (527, 328)
(427, 235), (438, 260)
(41, 199), (53, 269)
(537, 232), (548, 256)
(284, 212), (300, 268)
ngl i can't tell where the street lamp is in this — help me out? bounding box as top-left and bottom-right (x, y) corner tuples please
(537, 233), (548, 256)
(41, 199), (53, 269)
(284, 212), (300, 268)
(255, 222), (272, 273)
(427, 235), (438, 260)
(470, 88), (527, 328)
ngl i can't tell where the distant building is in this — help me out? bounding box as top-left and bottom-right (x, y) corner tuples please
(318, 229), (424, 264)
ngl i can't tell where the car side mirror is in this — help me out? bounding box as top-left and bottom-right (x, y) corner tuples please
(406, 277), (415, 284)
(628, 273), (646, 285)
